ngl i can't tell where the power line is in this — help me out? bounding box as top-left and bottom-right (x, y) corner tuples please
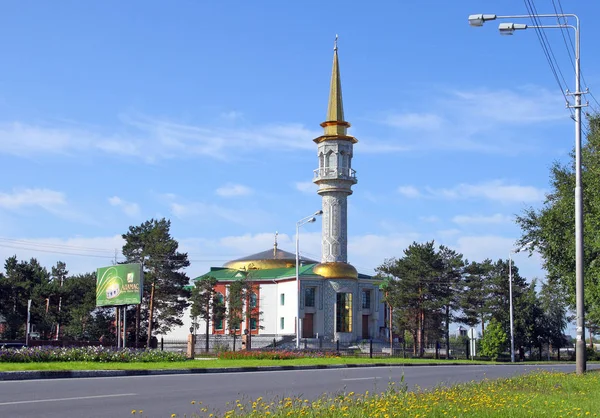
(522, 0), (574, 120)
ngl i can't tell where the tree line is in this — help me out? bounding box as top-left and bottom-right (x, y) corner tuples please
(377, 241), (570, 359)
(1, 115), (599, 350)
(0, 218), (191, 346)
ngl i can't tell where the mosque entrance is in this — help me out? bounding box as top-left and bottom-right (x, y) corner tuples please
(362, 315), (369, 339)
(302, 313), (314, 338)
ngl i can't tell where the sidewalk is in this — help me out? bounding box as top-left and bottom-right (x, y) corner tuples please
(0, 361), (467, 381)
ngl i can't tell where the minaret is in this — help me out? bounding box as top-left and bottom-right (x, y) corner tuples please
(312, 37), (358, 279)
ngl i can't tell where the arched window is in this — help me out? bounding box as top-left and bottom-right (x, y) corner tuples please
(336, 293), (353, 332)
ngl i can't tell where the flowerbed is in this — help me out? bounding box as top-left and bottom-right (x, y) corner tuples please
(0, 346), (187, 363)
(217, 350), (340, 360)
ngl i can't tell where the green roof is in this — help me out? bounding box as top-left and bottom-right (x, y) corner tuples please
(193, 264), (378, 283)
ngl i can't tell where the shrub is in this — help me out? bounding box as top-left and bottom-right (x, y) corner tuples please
(217, 350), (340, 360)
(0, 346), (187, 363)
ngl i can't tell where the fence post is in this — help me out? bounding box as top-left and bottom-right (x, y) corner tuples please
(369, 339), (373, 358)
(336, 339), (339, 352)
(465, 340), (470, 360)
(304, 339), (307, 349)
(273, 338), (276, 348)
(160, 337), (164, 351)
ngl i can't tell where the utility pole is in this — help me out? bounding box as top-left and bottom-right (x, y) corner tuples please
(146, 280), (156, 348)
(56, 274), (64, 340)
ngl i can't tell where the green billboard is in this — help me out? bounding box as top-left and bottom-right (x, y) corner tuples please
(96, 263), (143, 306)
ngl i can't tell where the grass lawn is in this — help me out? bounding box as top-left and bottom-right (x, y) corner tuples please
(168, 370), (600, 417)
(0, 357), (484, 372)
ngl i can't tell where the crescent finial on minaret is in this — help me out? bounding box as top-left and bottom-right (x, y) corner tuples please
(334, 34), (338, 51)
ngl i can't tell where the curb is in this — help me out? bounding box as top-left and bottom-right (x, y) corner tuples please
(0, 362), (470, 381)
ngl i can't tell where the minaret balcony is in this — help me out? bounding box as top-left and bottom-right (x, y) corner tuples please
(313, 167), (357, 182)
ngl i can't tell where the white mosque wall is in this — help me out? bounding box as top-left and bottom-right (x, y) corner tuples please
(275, 280), (298, 336)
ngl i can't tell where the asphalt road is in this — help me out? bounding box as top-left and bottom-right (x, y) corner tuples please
(0, 363), (596, 417)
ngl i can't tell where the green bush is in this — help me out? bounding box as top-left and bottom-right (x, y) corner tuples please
(586, 346), (600, 361)
(0, 346), (187, 363)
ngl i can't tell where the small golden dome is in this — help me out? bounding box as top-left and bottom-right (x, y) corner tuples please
(313, 262), (358, 279)
(223, 248), (318, 271)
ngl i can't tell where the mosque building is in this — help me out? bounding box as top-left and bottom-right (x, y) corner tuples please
(169, 41), (387, 345)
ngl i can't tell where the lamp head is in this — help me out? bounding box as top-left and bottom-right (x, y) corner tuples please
(468, 14), (497, 27)
(313, 210), (323, 216)
(499, 22), (528, 35)
(513, 240), (534, 253)
(308, 217), (316, 223)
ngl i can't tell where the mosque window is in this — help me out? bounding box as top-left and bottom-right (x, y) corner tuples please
(336, 293), (352, 332)
(215, 318), (223, 330)
(250, 318), (257, 330)
(362, 290), (371, 310)
(280, 317), (285, 330)
(305, 287), (315, 307)
(250, 293), (257, 308)
(280, 293), (285, 306)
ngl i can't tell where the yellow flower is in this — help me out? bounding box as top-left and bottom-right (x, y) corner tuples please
(131, 411), (136, 415)
(191, 400), (196, 404)
(171, 414), (177, 418)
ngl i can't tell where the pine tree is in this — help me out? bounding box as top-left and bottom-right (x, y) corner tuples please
(122, 218), (190, 347)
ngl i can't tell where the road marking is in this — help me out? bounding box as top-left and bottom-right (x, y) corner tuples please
(0, 393), (136, 406)
(342, 377), (377, 381)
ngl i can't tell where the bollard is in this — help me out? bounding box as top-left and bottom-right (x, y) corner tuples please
(370, 339), (373, 358)
(187, 333), (195, 359)
(336, 339), (339, 352)
(160, 337), (164, 351)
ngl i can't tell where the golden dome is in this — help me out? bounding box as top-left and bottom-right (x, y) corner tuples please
(223, 248), (318, 271)
(313, 262), (358, 279)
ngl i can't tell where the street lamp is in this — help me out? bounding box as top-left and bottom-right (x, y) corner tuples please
(509, 241), (533, 363)
(469, 11), (586, 375)
(296, 210), (323, 349)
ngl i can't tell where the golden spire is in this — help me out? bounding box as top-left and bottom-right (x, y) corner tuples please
(273, 231), (278, 257)
(320, 35), (353, 138)
(326, 35), (344, 123)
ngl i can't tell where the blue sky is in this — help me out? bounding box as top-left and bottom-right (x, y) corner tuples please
(0, 0), (598, 325)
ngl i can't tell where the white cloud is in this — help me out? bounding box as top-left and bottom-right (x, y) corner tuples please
(419, 215), (439, 223)
(454, 235), (544, 279)
(108, 196), (140, 217)
(398, 185), (421, 198)
(215, 184), (253, 198)
(0, 235), (125, 275)
(295, 181), (315, 193)
(0, 114), (321, 162)
(220, 111), (244, 121)
(452, 213), (513, 225)
(367, 86), (568, 155)
(450, 88), (566, 125)
(0, 188), (66, 210)
(431, 181), (545, 203)
(168, 200), (270, 227)
(381, 113), (444, 130)
(398, 180), (545, 203)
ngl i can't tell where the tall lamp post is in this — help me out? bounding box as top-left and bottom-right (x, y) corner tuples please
(509, 241), (533, 363)
(468, 12), (587, 375)
(296, 210), (323, 349)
